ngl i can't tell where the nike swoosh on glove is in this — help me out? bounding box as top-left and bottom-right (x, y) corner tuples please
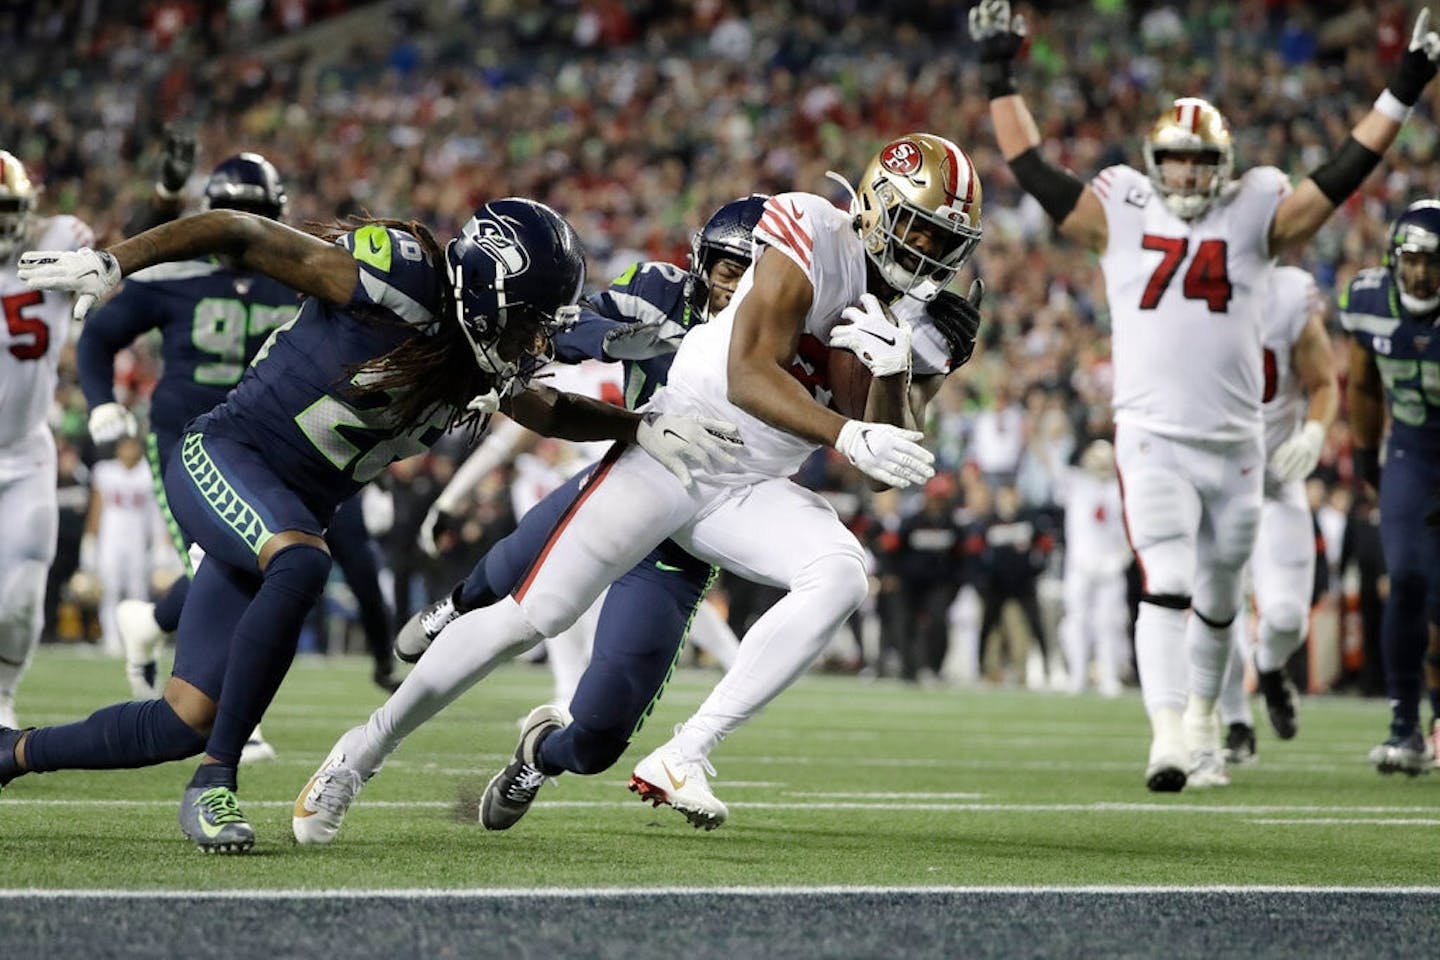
(835, 420), (935, 488)
(829, 293), (912, 378)
(17, 248), (122, 320)
(636, 412), (743, 486)
(1268, 420), (1325, 482)
(88, 403), (138, 445)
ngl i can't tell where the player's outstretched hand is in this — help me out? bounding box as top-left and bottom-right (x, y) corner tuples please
(1389, 8), (1440, 106)
(969, 0), (1028, 98)
(17, 248), (122, 320)
(637, 412), (743, 486)
(417, 504), (461, 559)
(88, 402), (138, 445)
(835, 420), (935, 489)
(1268, 421), (1325, 483)
(830, 293), (912, 378)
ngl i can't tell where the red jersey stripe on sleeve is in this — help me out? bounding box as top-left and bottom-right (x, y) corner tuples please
(758, 210), (812, 270)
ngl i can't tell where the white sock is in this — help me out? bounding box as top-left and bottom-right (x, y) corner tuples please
(1217, 620), (1254, 727)
(357, 597), (543, 771)
(670, 555), (865, 759)
(1135, 603), (1189, 716)
(1255, 620), (1304, 674)
(1185, 614), (1232, 702)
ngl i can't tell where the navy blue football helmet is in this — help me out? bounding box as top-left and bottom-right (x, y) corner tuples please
(1388, 198), (1440, 316)
(445, 198), (587, 390)
(204, 153), (288, 221)
(687, 194), (767, 316)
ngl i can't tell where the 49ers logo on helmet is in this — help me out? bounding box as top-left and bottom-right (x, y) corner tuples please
(879, 140), (922, 176)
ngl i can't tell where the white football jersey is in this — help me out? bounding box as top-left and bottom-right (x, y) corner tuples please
(660, 191), (949, 482)
(1095, 164), (1289, 442)
(1260, 265), (1321, 461)
(0, 215), (93, 449)
(1061, 468), (1129, 575)
(92, 457), (161, 547)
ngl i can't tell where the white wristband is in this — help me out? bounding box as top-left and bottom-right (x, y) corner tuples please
(1375, 89), (1413, 124)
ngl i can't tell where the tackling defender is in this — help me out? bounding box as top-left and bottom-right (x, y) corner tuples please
(3, 198), (735, 853)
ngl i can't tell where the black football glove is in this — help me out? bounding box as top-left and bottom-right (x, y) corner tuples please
(158, 124), (198, 194)
(968, 1), (1028, 99)
(927, 279), (984, 371)
(1389, 10), (1440, 106)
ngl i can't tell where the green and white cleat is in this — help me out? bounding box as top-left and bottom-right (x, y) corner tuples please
(179, 785), (256, 854)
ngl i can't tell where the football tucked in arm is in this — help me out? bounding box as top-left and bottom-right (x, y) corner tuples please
(826, 345), (873, 420)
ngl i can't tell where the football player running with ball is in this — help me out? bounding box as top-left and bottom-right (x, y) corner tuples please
(970, 0), (1440, 791)
(3, 199), (735, 853)
(290, 133), (986, 839)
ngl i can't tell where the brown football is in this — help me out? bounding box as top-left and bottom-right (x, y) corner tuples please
(827, 345), (873, 420)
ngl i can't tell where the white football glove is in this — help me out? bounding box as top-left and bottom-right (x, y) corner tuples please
(602, 318), (688, 361)
(829, 293), (913, 378)
(1268, 420), (1326, 482)
(467, 389), (501, 415)
(87, 402), (138, 445)
(835, 420), (935, 489)
(17, 248), (122, 320)
(636, 412), (743, 487)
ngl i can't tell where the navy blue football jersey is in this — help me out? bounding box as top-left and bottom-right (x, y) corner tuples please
(555, 259), (699, 409)
(77, 259), (300, 440)
(192, 224), (452, 512)
(1340, 266), (1440, 450)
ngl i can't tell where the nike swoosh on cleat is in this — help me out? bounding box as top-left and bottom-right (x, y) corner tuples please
(660, 760), (687, 791)
(195, 813), (230, 839)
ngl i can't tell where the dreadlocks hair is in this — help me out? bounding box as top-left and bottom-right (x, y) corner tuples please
(311, 215), (495, 437)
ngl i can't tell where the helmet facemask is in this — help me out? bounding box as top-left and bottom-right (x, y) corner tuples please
(862, 182), (981, 301)
(1393, 224), (1440, 316)
(1143, 98), (1234, 221)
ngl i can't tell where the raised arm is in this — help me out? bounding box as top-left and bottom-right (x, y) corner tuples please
(970, 0), (1107, 252)
(19, 209), (357, 318)
(1270, 11), (1440, 254)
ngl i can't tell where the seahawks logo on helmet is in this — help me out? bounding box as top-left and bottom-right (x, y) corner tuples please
(463, 213), (531, 279)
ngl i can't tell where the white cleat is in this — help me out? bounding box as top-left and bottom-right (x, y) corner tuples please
(0, 696), (16, 730)
(1183, 703), (1229, 788)
(629, 744), (729, 830)
(240, 724), (277, 764)
(293, 726), (374, 845)
(117, 599), (167, 699)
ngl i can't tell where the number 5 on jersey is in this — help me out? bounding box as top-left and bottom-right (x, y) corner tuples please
(1139, 235), (1232, 312)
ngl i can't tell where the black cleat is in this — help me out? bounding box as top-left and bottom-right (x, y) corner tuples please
(372, 667), (402, 694)
(1224, 723), (1257, 765)
(1256, 669), (1298, 740)
(0, 725), (29, 793)
(480, 704), (570, 830)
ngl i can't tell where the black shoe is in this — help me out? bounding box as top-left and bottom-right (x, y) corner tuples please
(479, 704), (570, 830)
(0, 726), (28, 791)
(372, 667), (402, 694)
(1256, 669), (1298, 740)
(1223, 722), (1256, 764)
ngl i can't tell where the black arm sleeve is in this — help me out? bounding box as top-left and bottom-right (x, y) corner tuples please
(1007, 147), (1086, 224)
(1308, 136), (1383, 207)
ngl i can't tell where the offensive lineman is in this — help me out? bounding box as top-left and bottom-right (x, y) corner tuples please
(970, 0), (1440, 791)
(0, 150), (93, 729)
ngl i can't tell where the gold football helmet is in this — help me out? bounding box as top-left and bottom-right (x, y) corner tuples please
(1142, 97), (1234, 220)
(853, 133), (982, 301)
(0, 150), (36, 260)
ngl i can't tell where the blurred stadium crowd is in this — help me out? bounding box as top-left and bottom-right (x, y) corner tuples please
(9, 0), (1430, 694)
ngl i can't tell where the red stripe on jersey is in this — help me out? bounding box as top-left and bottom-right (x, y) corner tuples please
(764, 198), (813, 249)
(759, 211), (812, 269)
(511, 444), (623, 603)
(1093, 180), (1111, 200)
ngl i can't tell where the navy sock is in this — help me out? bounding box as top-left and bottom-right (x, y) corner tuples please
(188, 762), (237, 791)
(205, 545), (330, 766)
(1382, 577), (1427, 735)
(458, 563), (499, 612)
(22, 699), (206, 773)
(153, 575), (190, 635)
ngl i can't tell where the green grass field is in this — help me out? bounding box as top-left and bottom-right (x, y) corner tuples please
(2, 646), (1436, 891)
